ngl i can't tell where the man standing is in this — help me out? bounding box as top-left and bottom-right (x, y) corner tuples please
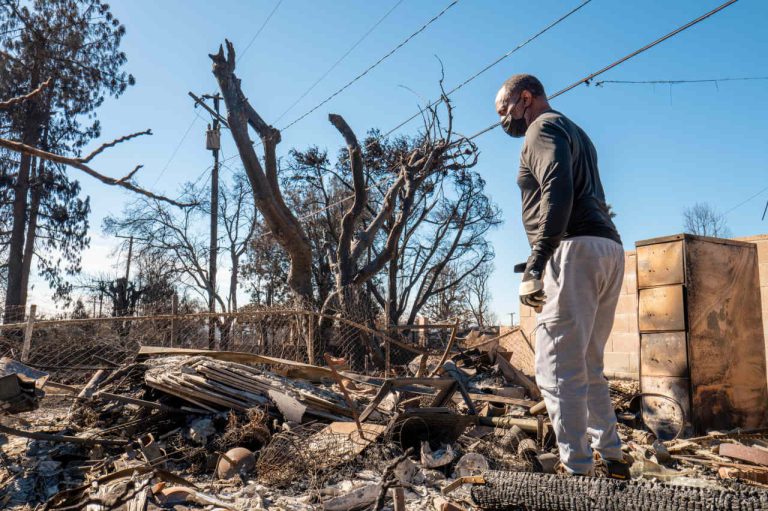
(495, 74), (629, 478)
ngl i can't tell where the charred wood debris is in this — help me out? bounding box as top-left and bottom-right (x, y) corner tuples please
(1, 332), (768, 511)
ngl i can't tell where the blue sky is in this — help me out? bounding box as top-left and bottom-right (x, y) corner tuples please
(29, 0), (768, 320)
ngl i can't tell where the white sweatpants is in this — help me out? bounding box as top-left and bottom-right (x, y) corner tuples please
(534, 236), (624, 475)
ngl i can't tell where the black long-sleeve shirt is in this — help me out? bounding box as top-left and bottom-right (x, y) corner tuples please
(517, 110), (620, 272)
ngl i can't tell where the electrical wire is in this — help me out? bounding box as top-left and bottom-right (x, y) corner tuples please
(225, 0), (741, 237)
(595, 76), (768, 87)
(549, 0), (739, 100)
(460, 0), (741, 143)
(279, 0), (462, 132)
(722, 183), (768, 216)
(152, 113), (199, 186)
(218, 0), (589, 168)
(273, 0), (405, 124)
(237, 0), (283, 63)
(379, 0), (593, 140)
(272, 0), (741, 230)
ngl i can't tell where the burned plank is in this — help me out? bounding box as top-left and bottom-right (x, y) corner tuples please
(719, 443), (768, 467)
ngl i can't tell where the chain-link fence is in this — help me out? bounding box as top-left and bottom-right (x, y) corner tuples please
(0, 305), (455, 384)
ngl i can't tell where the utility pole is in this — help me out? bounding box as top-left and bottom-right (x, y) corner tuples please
(191, 92), (223, 349)
(509, 312), (516, 327)
(124, 235), (133, 283)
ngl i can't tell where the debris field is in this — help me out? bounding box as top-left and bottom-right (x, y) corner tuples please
(2, 328), (768, 511)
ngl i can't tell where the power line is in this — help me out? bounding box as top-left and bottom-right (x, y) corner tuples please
(280, 0), (462, 132)
(238, 0), (283, 62)
(221, 0), (589, 166)
(723, 183), (768, 216)
(549, 0), (739, 100)
(152, 113), (199, 186)
(273, 0), (405, 125)
(378, 0), (592, 140)
(461, 0), (741, 143)
(232, 0), (741, 237)
(596, 76), (768, 87)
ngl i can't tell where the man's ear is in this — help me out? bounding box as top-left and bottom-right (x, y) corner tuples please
(521, 90), (533, 107)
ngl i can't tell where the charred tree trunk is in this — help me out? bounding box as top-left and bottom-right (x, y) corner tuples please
(210, 41), (313, 303)
(19, 158), (42, 308)
(471, 471), (768, 511)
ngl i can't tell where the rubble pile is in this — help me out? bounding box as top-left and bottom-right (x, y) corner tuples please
(1, 335), (768, 510)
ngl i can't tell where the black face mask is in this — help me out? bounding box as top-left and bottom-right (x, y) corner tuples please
(501, 99), (529, 138)
(501, 113), (528, 138)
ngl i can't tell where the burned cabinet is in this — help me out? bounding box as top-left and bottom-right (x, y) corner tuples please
(636, 234), (768, 438)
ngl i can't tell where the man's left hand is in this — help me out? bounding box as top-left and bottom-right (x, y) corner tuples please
(519, 258), (547, 311)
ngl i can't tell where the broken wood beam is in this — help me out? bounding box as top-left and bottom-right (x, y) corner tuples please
(324, 353), (363, 437)
(0, 423), (128, 446)
(392, 487), (406, 511)
(495, 353), (541, 400)
(718, 443), (768, 467)
(469, 393), (537, 408)
(477, 415), (541, 434)
(137, 346), (333, 381)
(429, 317), (461, 378)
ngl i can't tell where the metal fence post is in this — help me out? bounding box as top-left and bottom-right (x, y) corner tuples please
(21, 304), (37, 363)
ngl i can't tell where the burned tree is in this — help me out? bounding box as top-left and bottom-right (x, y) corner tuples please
(210, 40), (478, 366)
(0, 82), (190, 325)
(104, 170), (256, 347)
(0, 0), (136, 321)
(210, 42), (313, 304)
(385, 171), (500, 327)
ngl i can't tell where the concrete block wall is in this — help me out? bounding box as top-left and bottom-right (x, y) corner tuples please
(518, 234), (768, 381)
(605, 251), (640, 379)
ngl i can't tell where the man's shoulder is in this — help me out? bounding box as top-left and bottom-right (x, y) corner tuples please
(530, 110), (571, 131)
(525, 111), (571, 142)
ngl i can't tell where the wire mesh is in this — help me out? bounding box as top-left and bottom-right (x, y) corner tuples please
(0, 305), (439, 384)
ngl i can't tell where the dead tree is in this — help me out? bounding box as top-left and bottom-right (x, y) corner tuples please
(210, 42), (314, 303)
(0, 84), (189, 323)
(209, 40), (478, 367)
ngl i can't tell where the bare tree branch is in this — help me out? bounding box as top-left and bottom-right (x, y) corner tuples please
(0, 77), (52, 110)
(82, 129), (151, 162)
(0, 137), (191, 207)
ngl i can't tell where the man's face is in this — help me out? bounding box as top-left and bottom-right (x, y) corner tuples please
(495, 89), (526, 120)
(496, 88), (531, 138)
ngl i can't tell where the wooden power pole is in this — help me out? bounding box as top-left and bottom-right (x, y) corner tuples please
(189, 91), (227, 349)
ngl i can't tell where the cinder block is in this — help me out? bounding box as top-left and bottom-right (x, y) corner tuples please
(622, 272), (638, 295)
(626, 313), (639, 333)
(610, 313), (639, 335)
(615, 294), (637, 315)
(605, 370), (640, 380)
(604, 352), (631, 373)
(759, 263), (768, 287)
(520, 316), (537, 338)
(629, 352), (639, 372)
(612, 332), (640, 353)
(609, 314), (630, 335)
(755, 240), (768, 263)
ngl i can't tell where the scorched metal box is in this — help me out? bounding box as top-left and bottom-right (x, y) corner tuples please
(636, 233), (768, 438)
